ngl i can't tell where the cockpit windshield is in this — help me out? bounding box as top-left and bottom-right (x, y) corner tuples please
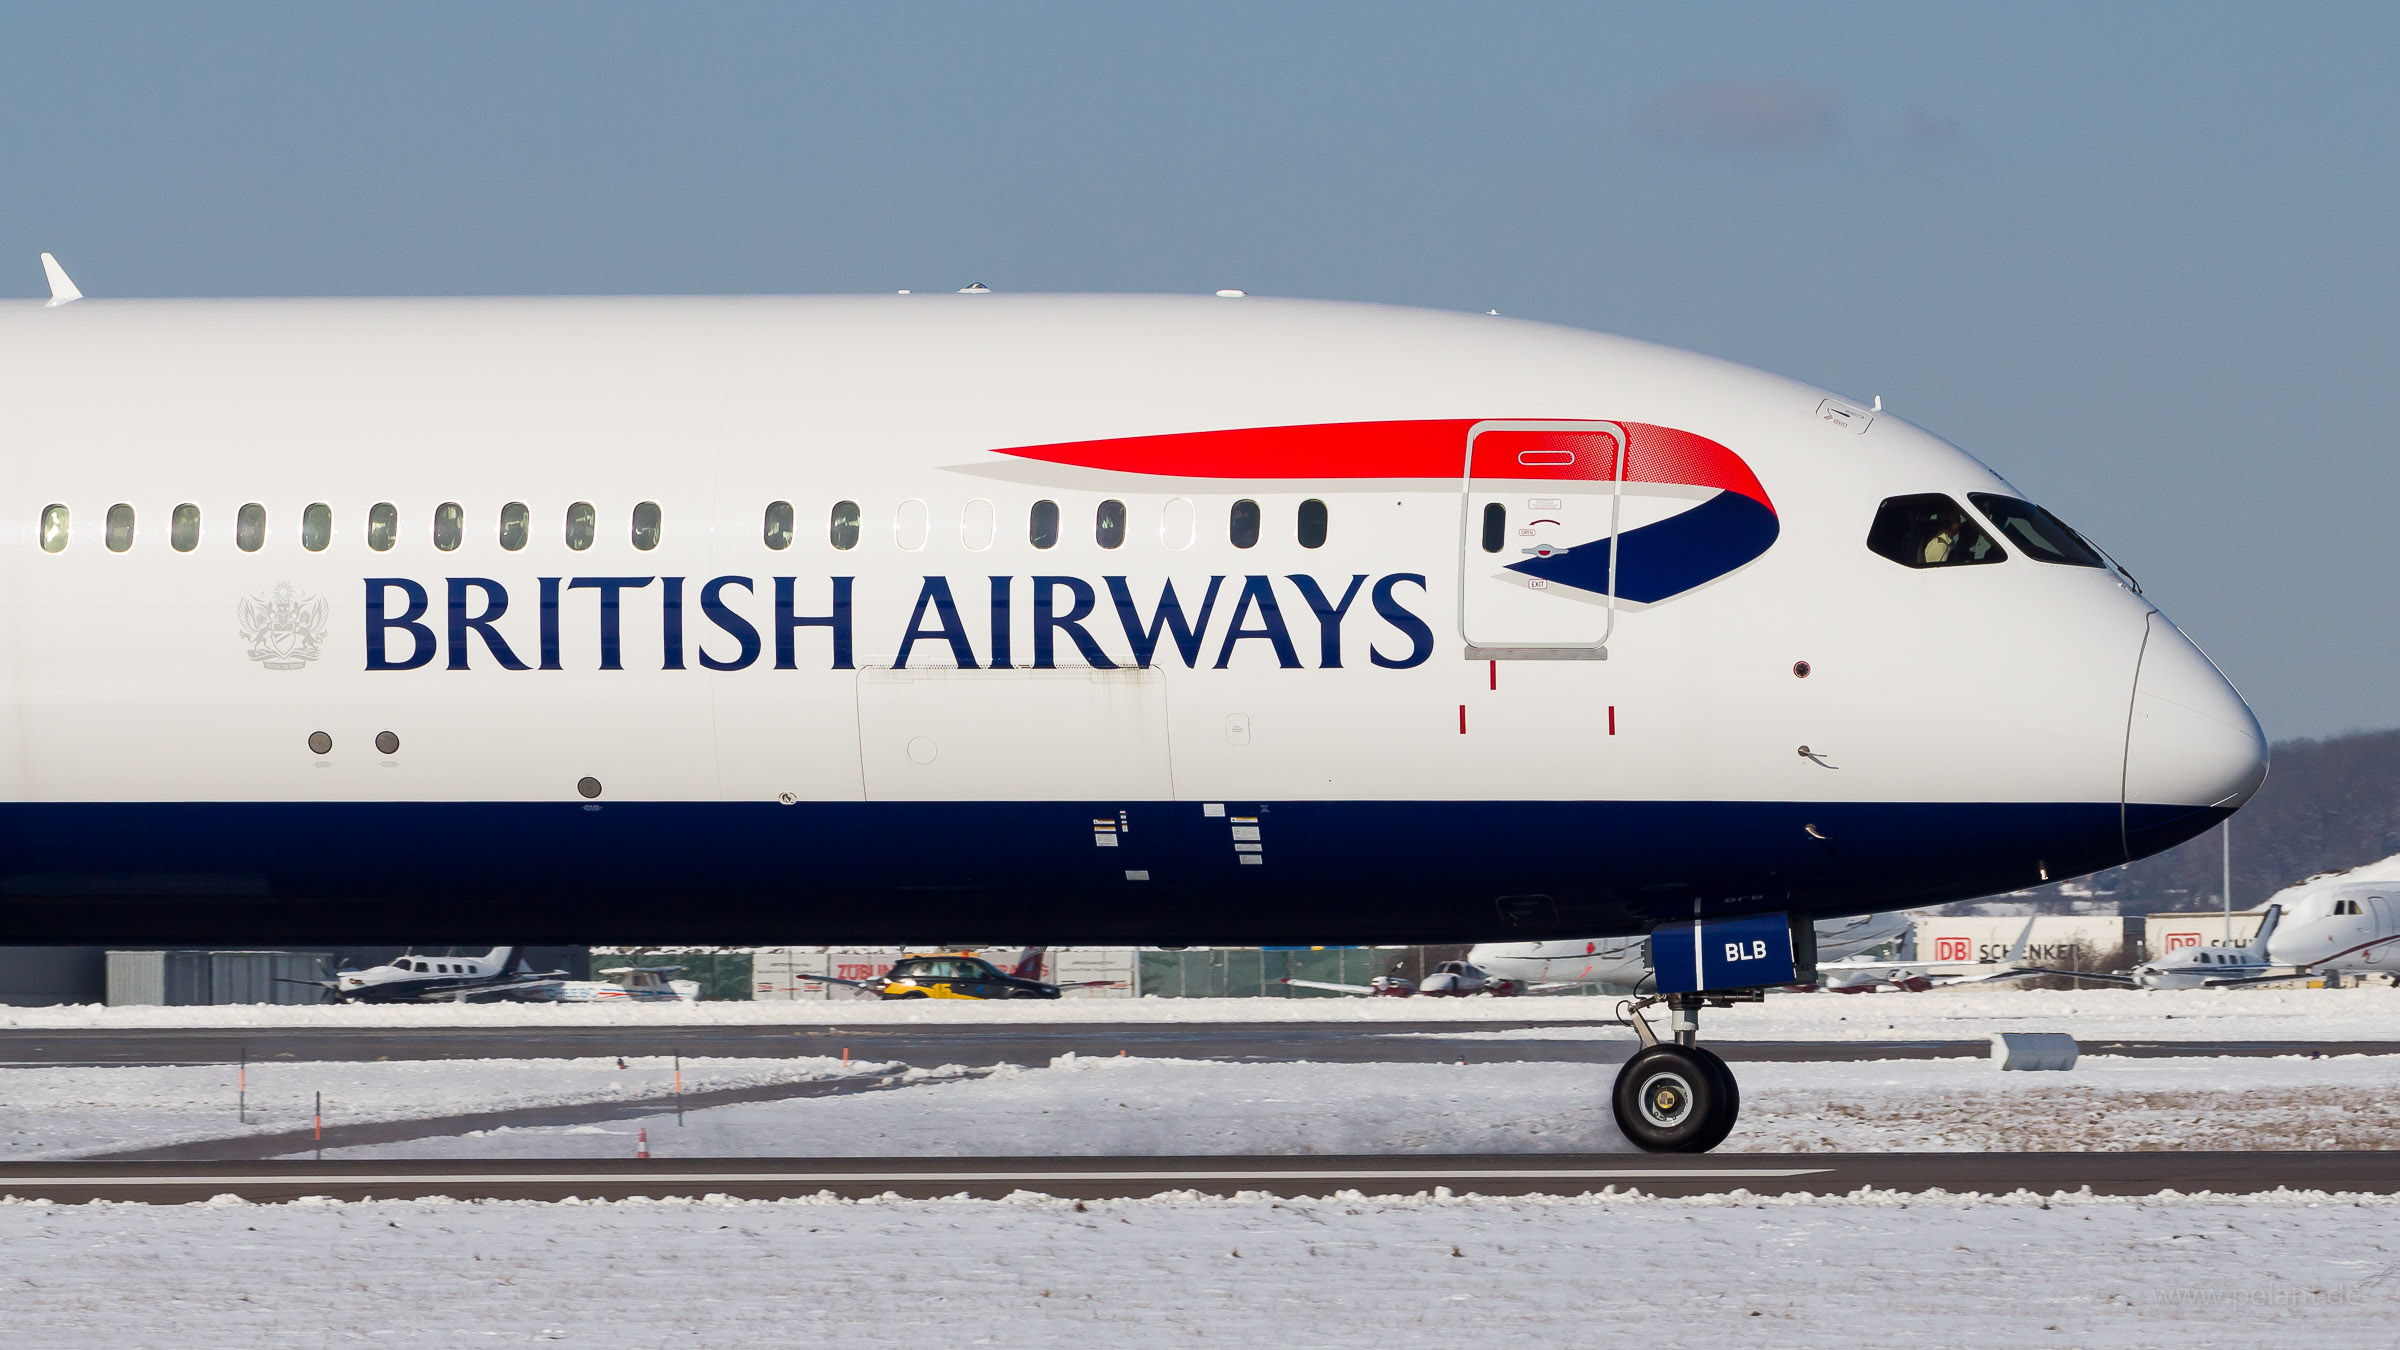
(1866, 494), (2006, 569)
(1967, 494), (2107, 568)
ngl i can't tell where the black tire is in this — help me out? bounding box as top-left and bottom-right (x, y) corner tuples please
(1611, 1044), (1740, 1153)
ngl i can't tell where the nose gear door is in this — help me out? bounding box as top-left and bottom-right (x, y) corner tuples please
(1459, 420), (1624, 657)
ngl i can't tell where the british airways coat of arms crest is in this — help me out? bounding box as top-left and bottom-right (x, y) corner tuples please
(238, 582), (328, 671)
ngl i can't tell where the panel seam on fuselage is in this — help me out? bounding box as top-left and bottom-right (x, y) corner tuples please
(2118, 614), (2152, 862)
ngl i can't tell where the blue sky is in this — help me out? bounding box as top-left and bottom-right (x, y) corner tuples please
(4, 3), (2392, 738)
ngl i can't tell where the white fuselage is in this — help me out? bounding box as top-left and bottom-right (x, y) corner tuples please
(2269, 880), (2400, 975)
(0, 294), (2268, 948)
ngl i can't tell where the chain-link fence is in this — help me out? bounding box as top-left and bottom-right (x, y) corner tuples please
(1138, 946), (1472, 997)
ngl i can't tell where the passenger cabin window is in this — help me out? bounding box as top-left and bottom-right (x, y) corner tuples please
(368, 503), (398, 552)
(106, 504), (134, 553)
(565, 501), (595, 551)
(631, 501), (662, 551)
(173, 503), (201, 552)
(1029, 499), (1059, 549)
(1096, 500), (1127, 549)
(38, 504), (67, 553)
(1480, 502), (1506, 553)
(433, 502), (463, 552)
(894, 499), (928, 551)
(499, 502), (529, 551)
(1298, 498), (1328, 549)
(1866, 494), (2005, 569)
(302, 503), (332, 552)
(237, 503), (267, 553)
(829, 500), (861, 550)
(1230, 499), (1260, 549)
(763, 501), (794, 550)
(1967, 494), (2106, 568)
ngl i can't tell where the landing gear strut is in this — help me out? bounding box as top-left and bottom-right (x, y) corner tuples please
(1611, 991), (1758, 1153)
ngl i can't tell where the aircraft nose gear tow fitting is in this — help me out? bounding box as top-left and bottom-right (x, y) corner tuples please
(1605, 911), (1814, 1153)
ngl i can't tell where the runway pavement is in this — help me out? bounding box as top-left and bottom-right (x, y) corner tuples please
(1, 1151), (2392, 1202)
(5, 1022), (2391, 1068)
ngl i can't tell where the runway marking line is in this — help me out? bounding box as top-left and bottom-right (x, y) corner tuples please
(0, 1167), (1829, 1187)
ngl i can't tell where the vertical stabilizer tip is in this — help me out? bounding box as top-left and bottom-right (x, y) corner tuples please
(40, 253), (81, 306)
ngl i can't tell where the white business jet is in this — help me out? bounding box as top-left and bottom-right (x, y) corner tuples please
(0, 259), (2267, 1150)
(2267, 866), (2400, 981)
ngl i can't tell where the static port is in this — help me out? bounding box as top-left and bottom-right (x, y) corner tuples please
(308, 731), (332, 755)
(577, 776), (603, 800)
(375, 731), (400, 755)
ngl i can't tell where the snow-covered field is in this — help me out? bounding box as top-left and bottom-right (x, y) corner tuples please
(304, 1053), (2400, 1160)
(8, 1049), (2399, 1162)
(8, 1189), (2398, 1348)
(0, 1056), (886, 1158)
(6, 984), (2398, 1039)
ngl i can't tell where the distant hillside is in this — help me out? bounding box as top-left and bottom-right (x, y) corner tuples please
(2044, 728), (2400, 913)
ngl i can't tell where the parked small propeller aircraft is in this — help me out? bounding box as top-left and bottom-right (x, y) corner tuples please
(1283, 958), (1546, 997)
(287, 946), (569, 1003)
(2004, 906), (2289, 990)
(541, 965), (702, 1002)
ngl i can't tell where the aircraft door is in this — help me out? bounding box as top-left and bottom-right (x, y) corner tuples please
(1459, 421), (1625, 657)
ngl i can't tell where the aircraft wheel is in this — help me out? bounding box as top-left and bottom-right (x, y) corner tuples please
(1612, 1044), (1740, 1153)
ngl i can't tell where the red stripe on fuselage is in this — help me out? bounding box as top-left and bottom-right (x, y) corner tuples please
(988, 419), (1773, 512)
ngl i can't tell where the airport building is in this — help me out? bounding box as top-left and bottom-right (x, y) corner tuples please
(1910, 914), (2135, 971)
(2143, 909), (2274, 956)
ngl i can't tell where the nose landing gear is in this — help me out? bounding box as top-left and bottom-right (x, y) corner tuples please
(1612, 991), (1756, 1153)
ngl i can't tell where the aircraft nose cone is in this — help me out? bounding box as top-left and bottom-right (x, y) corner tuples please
(2122, 613), (2269, 860)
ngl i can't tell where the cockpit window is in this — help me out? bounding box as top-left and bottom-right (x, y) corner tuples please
(1967, 494), (2106, 568)
(1866, 494), (2006, 569)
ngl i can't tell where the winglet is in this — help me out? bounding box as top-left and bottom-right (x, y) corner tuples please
(40, 253), (81, 307)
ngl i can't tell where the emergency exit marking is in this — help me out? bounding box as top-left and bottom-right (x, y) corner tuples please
(1458, 704), (1467, 734)
(1609, 705), (1616, 736)
(1489, 660), (1497, 691)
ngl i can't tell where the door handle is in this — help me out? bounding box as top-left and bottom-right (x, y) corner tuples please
(1520, 543), (1568, 558)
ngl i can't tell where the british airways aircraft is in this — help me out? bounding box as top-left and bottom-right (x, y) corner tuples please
(0, 266), (2267, 1149)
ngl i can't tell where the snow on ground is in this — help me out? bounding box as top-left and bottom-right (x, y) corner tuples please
(7, 984), (2400, 1039)
(318, 1052), (2400, 1160)
(0, 1056), (885, 1159)
(6, 1189), (2399, 1348)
